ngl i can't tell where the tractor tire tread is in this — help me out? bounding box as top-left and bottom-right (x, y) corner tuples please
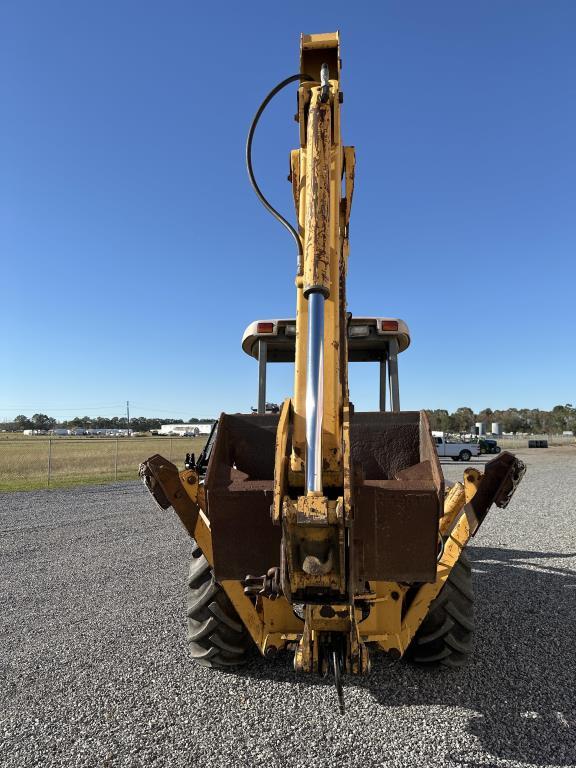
(445, 631), (473, 655)
(448, 567), (475, 601)
(407, 553), (474, 668)
(446, 601), (475, 632)
(185, 539), (252, 670)
(186, 580), (220, 616)
(208, 600), (244, 633)
(186, 616), (219, 643)
(416, 615), (454, 645)
(412, 646), (452, 664)
(209, 632), (246, 655)
(188, 554), (211, 585)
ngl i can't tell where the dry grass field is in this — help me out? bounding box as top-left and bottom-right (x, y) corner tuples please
(0, 431), (573, 492)
(0, 435), (207, 491)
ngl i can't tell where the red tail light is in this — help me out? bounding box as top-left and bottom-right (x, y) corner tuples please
(257, 322), (274, 333)
(381, 320), (398, 331)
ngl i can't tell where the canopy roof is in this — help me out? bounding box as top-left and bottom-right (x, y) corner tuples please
(241, 317), (410, 362)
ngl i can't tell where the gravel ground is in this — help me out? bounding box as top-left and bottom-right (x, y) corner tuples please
(1, 448), (575, 768)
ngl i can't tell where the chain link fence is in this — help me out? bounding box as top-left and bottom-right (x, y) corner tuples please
(0, 436), (207, 491)
(495, 434), (575, 449)
(1, 433), (574, 492)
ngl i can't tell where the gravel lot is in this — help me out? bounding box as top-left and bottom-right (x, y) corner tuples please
(1, 448), (575, 768)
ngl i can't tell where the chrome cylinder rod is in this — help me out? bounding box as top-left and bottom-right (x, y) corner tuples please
(305, 291), (325, 493)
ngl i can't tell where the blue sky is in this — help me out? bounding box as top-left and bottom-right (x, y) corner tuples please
(1, 1), (575, 422)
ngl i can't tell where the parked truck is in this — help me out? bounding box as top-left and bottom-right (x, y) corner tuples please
(433, 431), (481, 462)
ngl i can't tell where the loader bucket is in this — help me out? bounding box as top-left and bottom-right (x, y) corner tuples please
(350, 410), (444, 584)
(204, 409), (442, 586)
(204, 413), (281, 582)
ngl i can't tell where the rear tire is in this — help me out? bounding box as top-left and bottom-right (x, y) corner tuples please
(186, 539), (252, 668)
(407, 552), (474, 667)
(459, 449), (472, 462)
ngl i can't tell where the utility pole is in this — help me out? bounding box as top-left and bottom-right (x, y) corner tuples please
(126, 400), (131, 436)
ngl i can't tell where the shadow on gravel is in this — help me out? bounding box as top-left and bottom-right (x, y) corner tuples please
(235, 545), (576, 767)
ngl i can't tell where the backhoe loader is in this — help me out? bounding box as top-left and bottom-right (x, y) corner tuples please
(140, 32), (525, 713)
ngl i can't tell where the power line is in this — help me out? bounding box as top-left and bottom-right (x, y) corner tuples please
(130, 405), (191, 415)
(0, 402), (214, 417)
(0, 405), (126, 412)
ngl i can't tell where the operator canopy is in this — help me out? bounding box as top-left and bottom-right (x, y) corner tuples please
(242, 317), (410, 362)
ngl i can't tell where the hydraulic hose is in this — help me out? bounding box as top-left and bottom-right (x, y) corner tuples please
(246, 73), (314, 263)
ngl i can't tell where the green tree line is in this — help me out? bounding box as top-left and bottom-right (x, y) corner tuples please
(3, 407), (575, 435)
(5, 415), (216, 432)
(426, 404), (576, 434)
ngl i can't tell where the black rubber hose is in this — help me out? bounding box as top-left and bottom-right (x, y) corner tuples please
(246, 73), (314, 261)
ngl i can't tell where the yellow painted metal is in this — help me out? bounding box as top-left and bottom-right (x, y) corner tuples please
(439, 470), (482, 536)
(301, 31), (341, 50)
(439, 482), (466, 535)
(464, 467), (483, 502)
(394, 508), (472, 653)
(191, 509), (213, 565)
(282, 31), (362, 670)
(272, 398), (291, 524)
(282, 495), (346, 595)
(290, 152), (308, 476)
(341, 404), (352, 517)
(322, 134), (344, 476)
(303, 88), (332, 298)
(356, 470), (480, 655)
(174, 454), (480, 662)
(177, 471), (214, 561)
(356, 582), (407, 642)
(292, 494), (342, 524)
(220, 581), (303, 653)
(289, 149), (302, 266)
(142, 35), (521, 678)
(169, 459), (480, 663)
(307, 604), (353, 633)
(164, 467), (477, 664)
(294, 616), (316, 672)
(177, 471), (302, 657)
(294, 603), (369, 674)
(290, 35), (346, 483)
(359, 508), (472, 655)
(342, 147), (356, 230)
